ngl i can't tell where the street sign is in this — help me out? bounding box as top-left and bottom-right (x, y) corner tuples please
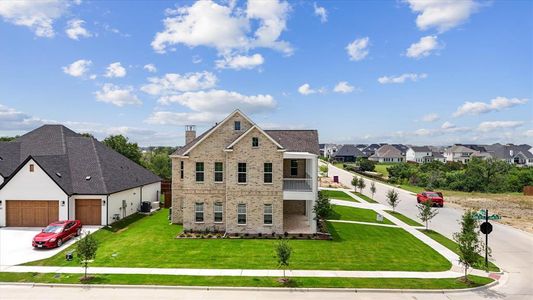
(480, 222), (493, 235)
(473, 209), (501, 221)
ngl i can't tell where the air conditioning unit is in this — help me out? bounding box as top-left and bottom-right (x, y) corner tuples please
(141, 201), (151, 213)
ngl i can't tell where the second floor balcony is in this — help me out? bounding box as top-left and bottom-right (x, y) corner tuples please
(283, 178), (313, 192)
(282, 152), (317, 200)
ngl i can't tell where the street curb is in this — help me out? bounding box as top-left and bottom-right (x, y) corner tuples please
(0, 278), (500, 294)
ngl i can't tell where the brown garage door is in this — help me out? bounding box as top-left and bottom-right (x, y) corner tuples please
(6, 200), (59, 227)
(75, 199), (101, 225)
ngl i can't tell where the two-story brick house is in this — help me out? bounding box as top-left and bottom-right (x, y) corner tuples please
(170, 110), (319, 234)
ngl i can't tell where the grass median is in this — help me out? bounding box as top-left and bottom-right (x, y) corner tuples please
(0, 272), (493, 289)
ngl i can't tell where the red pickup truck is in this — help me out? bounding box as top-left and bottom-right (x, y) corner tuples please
(416, 191), (444, 207)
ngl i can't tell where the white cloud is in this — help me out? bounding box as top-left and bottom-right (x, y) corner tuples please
(478, 121), (525, 132)
(0, 104), (46, 130)
(0, 0), (73, 37)
(441, 121), (455, 129)
(104, 62), (127, 78)
(215, 53), (264, 70)
(151, 0), (292, 55)
(313, 2), (327, 23)
(65, 18), (92, 40)
(333, 81), (355, 94)
(157, 90), (276, 114)
(406, 35), (440, 58)
(405, 0), (480, 33)
(453, 97), (529, 117)
(94, 84), (141, 107)
(298, 83), (324, 95)
(346, 37), (369, 61)
(378, 73), (427, 84)
(143, 64), (157, 73)
(141, 72), (217, 96)
(145, 111), (225, 126)
(421, 113), (439, 122)
(62, 59), (92, 77)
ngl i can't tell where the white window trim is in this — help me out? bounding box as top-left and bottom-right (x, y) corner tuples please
(195, 162), (204, 183)
(237, 163), (247, 184)
(214, 162), (224, 183)
(237, 204), (247, 226)
(214, 202), (223, 224)
(263, 162), (273, 184)
(263, 204), (273, 226)
(195, 203), (204, 223)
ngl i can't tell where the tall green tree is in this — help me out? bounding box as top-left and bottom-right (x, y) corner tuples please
(0, 136), (18, 142)
(453, 211), (483, 282)
(103, 135), (142, 165)
(351, 176), (359, 192)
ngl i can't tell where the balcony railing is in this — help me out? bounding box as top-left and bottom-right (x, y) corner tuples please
(283, 178), (313, 192)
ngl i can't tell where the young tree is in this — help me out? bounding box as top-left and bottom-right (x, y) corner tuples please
(77, 232), (99, 281)
(453, 211), (483, 282)
(357, 177), (366, 194)
(276, 239), (292, 282)
(417, 200), (439, 230)
(313, 191), (332, 220)
(386, 189), (400, 212)
(351, 176), (359, 192)
(370, 181), (377, 199)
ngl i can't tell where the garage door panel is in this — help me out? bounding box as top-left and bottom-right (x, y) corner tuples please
(75, 199), (101, 225)
(6, 200), (59, 227)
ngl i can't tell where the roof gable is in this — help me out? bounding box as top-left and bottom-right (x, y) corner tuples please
(226, 125), (284, 150)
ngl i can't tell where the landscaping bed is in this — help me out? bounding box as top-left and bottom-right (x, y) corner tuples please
(27, 209), (450, 271)
(0, 272), (493, 289)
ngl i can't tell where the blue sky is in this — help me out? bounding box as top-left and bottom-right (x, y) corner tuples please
(0, 0), (531, 146)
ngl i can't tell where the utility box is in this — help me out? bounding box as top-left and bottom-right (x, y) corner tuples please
(376, 213), (384, 222)
(333, 176), (339, 183)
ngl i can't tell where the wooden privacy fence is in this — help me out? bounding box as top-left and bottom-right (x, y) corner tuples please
(524, 186), (533, 196)
(161, 180), (172, 208)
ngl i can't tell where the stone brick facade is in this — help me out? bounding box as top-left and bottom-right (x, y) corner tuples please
(171, 112), (284, 234)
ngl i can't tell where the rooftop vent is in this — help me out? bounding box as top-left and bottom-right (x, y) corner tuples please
(0, 157), (3, 161)
(56, 172), (62, 177)
(85, 176), (92, 181)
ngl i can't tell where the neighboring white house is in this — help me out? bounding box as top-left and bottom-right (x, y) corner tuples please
(444, 145), (478, 164)
(406, 146), (438, 163)
(0, 125), (161, 227)
(369, 145), (405, 163)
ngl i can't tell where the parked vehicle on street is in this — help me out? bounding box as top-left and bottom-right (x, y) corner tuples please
(416, 191), (444, 207)
(32, 220), (82, 249)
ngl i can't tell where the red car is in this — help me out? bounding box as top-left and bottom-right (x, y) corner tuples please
(32, 220), (82, 249)
(416, 191), (444, 207)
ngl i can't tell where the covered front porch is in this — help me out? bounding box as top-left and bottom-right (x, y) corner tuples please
(283, 200), (315, 234)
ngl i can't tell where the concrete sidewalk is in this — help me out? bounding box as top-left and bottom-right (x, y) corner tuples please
(0, 265), (488, 279)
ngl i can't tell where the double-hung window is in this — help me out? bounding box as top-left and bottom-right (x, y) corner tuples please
(214, 202), (223, 223)
(264, 163), (273, 183)
(234, 121), (241, 131)
(290, 160), (298, 176)
(214, 162), (223, 182)
(195, 203), (204, 222)
(238, 163), (247, 183)
(237, 204), (246, 225)
(252, 137), (259, 147)
(180, 161), (184, 179)
(195, 162), (204, 182)
(263, 204), (273, 225)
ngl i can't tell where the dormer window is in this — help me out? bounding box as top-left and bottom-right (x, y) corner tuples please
(234, 121), (241, 131)
(252, 137), (259, 147)
(29, 164), (34, 172)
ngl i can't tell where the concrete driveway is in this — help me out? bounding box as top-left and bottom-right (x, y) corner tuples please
(0, 226), (100, 266)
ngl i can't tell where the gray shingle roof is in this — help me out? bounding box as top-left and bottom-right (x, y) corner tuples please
(410, 146), (431, 152)
(372, 145), (403, 158)
(333, 144), (366, 158)
(264, 130), (320, 155)
(0, 125), (160, 195)
(484, 144), (533, 159)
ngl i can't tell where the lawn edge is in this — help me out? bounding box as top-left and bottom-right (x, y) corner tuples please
(0, 278), (499, 293)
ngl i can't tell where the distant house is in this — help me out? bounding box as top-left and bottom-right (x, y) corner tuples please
(484, 144), (533, 166)
(0, 125), (161, 227)
(361, 144), (382, 157)
(444, 145), (478, 164)
(405, 146), (434, 163)
(369, 145), (405, 163)
(331, 144), (366, 162)
(321, 143), (340, 159)
(355, 144), (368, 151)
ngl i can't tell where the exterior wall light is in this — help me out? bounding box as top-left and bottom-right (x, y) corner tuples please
(61, 201), (65, 207)
(102, 200), (106, 206)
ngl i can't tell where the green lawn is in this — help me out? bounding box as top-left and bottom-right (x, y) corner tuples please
(350, 191), (378, 203)
(419, 230), (500, 272)
(0, 272), (493, 289)
(331, 205), (394, 225)
(321, 190), (358, 202)
(28, 210), (450, 272)
(398, 184), (425, 194)
(374, 164), (393, 178)
(386, 211), (423, 227)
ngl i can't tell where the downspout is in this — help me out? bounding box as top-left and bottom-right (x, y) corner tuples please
(106, 195), (109, 226)
(67, 196), (69, 220)
(140, 186), (143, 209)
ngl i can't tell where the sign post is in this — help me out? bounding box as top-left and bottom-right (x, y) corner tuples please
(484, 209), (488, 269)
